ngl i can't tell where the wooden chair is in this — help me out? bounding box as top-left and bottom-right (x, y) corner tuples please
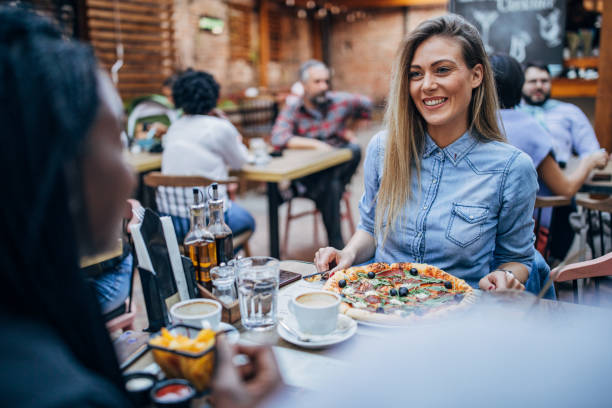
(552, 251), (612, 303)
(142, 172), (251, 256)
(534, 196), (573, 263)
(224, 98), (279, 142)
(282, 190), (356, 256)
(575, 195), (612, 259)
(105, 299), (136, 334)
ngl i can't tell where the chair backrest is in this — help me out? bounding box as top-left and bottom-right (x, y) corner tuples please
(535, 196), (572, 209)
(533, 195), (573, 261)
(225, 98), (279, 141)
(142, 172), (238, 242)
(552, 251), (612, 282)
(576, 196), (612, 258)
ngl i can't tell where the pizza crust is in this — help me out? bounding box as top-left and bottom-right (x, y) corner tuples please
(323, 262), (476, 325)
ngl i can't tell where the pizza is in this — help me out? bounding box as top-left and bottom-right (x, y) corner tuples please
(322, 262), (475, 324)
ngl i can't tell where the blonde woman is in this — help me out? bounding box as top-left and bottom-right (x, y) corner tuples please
(315, 14), (542, 293)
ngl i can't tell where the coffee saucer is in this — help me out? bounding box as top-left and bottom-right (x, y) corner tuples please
(277, 314), (357, 349)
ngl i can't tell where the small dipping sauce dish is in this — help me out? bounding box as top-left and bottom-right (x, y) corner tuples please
(123, 371), (157, 406)
(151, 379), (197, 408)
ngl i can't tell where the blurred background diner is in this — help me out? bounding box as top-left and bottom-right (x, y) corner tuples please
(3, 0), (612, 405)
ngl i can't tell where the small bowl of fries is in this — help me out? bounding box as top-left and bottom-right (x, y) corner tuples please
(148, 324), (217, 392)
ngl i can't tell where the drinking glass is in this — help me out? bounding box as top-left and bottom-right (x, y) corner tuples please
(236, 256), (279, 330)
(210, 264), (237, 305)
(250, 138), (270, 166)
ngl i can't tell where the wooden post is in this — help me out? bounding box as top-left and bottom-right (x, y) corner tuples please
(258, 0), (270, 89)
(311, 18), (323, 61)
(595, 4), (612, 150)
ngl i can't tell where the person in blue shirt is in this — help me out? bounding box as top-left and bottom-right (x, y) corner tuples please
(491, 54), (608, 264)
(519, 62), (600, 167)
(315, 14), (539, 293)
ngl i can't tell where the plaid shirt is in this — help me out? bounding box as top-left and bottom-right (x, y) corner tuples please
(271, 91), (372, 148)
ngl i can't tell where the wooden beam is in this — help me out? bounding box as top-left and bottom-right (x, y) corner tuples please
(259, 0), (271, 88)
(275, 0), (447, 9)
(310, 18), (323, 61)
(334, 0), (447, 7)
(595, 3), (612, 150)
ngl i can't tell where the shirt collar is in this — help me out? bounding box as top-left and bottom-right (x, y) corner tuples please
(423, 131), (477, 165)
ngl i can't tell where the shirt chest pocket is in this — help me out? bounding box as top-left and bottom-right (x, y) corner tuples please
(445, 203), (489, 248)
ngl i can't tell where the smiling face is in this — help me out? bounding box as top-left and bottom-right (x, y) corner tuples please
(522, 66), (551, 106)
(408, 35), (483, 144)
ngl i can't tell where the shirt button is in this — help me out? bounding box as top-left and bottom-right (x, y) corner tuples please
(469, 215), (474, 219)
(432, 179), (437, 183)
(423, 205), (427, 210)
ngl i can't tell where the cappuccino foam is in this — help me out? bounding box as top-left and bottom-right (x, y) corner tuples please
(296, 292), (338, 307)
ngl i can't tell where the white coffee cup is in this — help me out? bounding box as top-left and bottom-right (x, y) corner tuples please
(289, 291), (340, 335)
(170, 299), (222, 331)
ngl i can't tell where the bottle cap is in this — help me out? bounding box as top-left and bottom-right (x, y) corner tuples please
(211, 183), (219, 200)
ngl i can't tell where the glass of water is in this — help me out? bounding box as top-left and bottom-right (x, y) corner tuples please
(236, 256), (279, 330)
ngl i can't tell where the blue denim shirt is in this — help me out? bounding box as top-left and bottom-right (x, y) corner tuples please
(358, 131), (538, 287)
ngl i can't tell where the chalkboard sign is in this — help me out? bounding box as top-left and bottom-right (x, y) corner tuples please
(450, 0), (566, 65)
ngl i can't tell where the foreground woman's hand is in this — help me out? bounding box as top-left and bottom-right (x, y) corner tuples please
(314, 247), (355, 275)
(210, 334), (281, 408)
(479, 270), (525, 292)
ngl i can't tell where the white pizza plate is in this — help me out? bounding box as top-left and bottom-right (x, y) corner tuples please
(355, 319), (408, 329)
(277, 314), (357, 349)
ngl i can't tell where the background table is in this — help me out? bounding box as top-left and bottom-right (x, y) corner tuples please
(239, 148), (353, 258)
(124, 151), (162, 173)
(580, 161), (612, 195)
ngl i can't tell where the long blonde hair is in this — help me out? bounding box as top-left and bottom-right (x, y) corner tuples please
(376, 14), (503, 244)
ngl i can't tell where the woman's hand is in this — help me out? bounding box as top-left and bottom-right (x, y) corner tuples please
(211, 334), (281, 408)
(479, 270), (525, 291)
(314, 247), (355, 275)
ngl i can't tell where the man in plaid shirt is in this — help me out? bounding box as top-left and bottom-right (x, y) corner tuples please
(271, 60), (372, 249)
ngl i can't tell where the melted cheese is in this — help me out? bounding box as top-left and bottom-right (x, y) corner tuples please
(342, 287), (355, 295)
(416, 292), (429, 300)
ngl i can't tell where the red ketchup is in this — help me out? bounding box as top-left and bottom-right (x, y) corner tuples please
(155, 384), (192, 402)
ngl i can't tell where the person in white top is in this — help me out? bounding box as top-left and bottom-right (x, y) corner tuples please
(160, 70), (255, 242)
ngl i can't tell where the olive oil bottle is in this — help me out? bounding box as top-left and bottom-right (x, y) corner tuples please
(207, 183), (234, 265)
(183, 188), (216, 290)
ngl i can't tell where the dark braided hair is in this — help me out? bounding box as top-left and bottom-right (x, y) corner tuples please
(172, 69), (220, 115)
(0, 5), (128, 398)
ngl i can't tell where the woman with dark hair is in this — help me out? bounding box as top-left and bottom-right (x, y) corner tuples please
(0, 7), (278, 407)
(160, 69), (255, 243)
(315, 15), (540, 293)
(491, 54), (608, 269)
(491, 53), (607, 195)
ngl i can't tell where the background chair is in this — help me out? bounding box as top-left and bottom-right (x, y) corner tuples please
(282, 190), (355, 256)
(575, 195), (612, 259)
(142, 172), (251, 256)
(552, 251), (612, 303)
(534, 196), (573, 263)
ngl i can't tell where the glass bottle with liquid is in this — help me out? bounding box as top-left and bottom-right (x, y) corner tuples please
(207, 183), (234, 265)
(183, 188), (217, 291)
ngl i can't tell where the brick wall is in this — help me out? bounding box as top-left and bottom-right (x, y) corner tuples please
(328, 6), (447, 105)
(173, 0), (313, 96)
(172, 2), (446, 100)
